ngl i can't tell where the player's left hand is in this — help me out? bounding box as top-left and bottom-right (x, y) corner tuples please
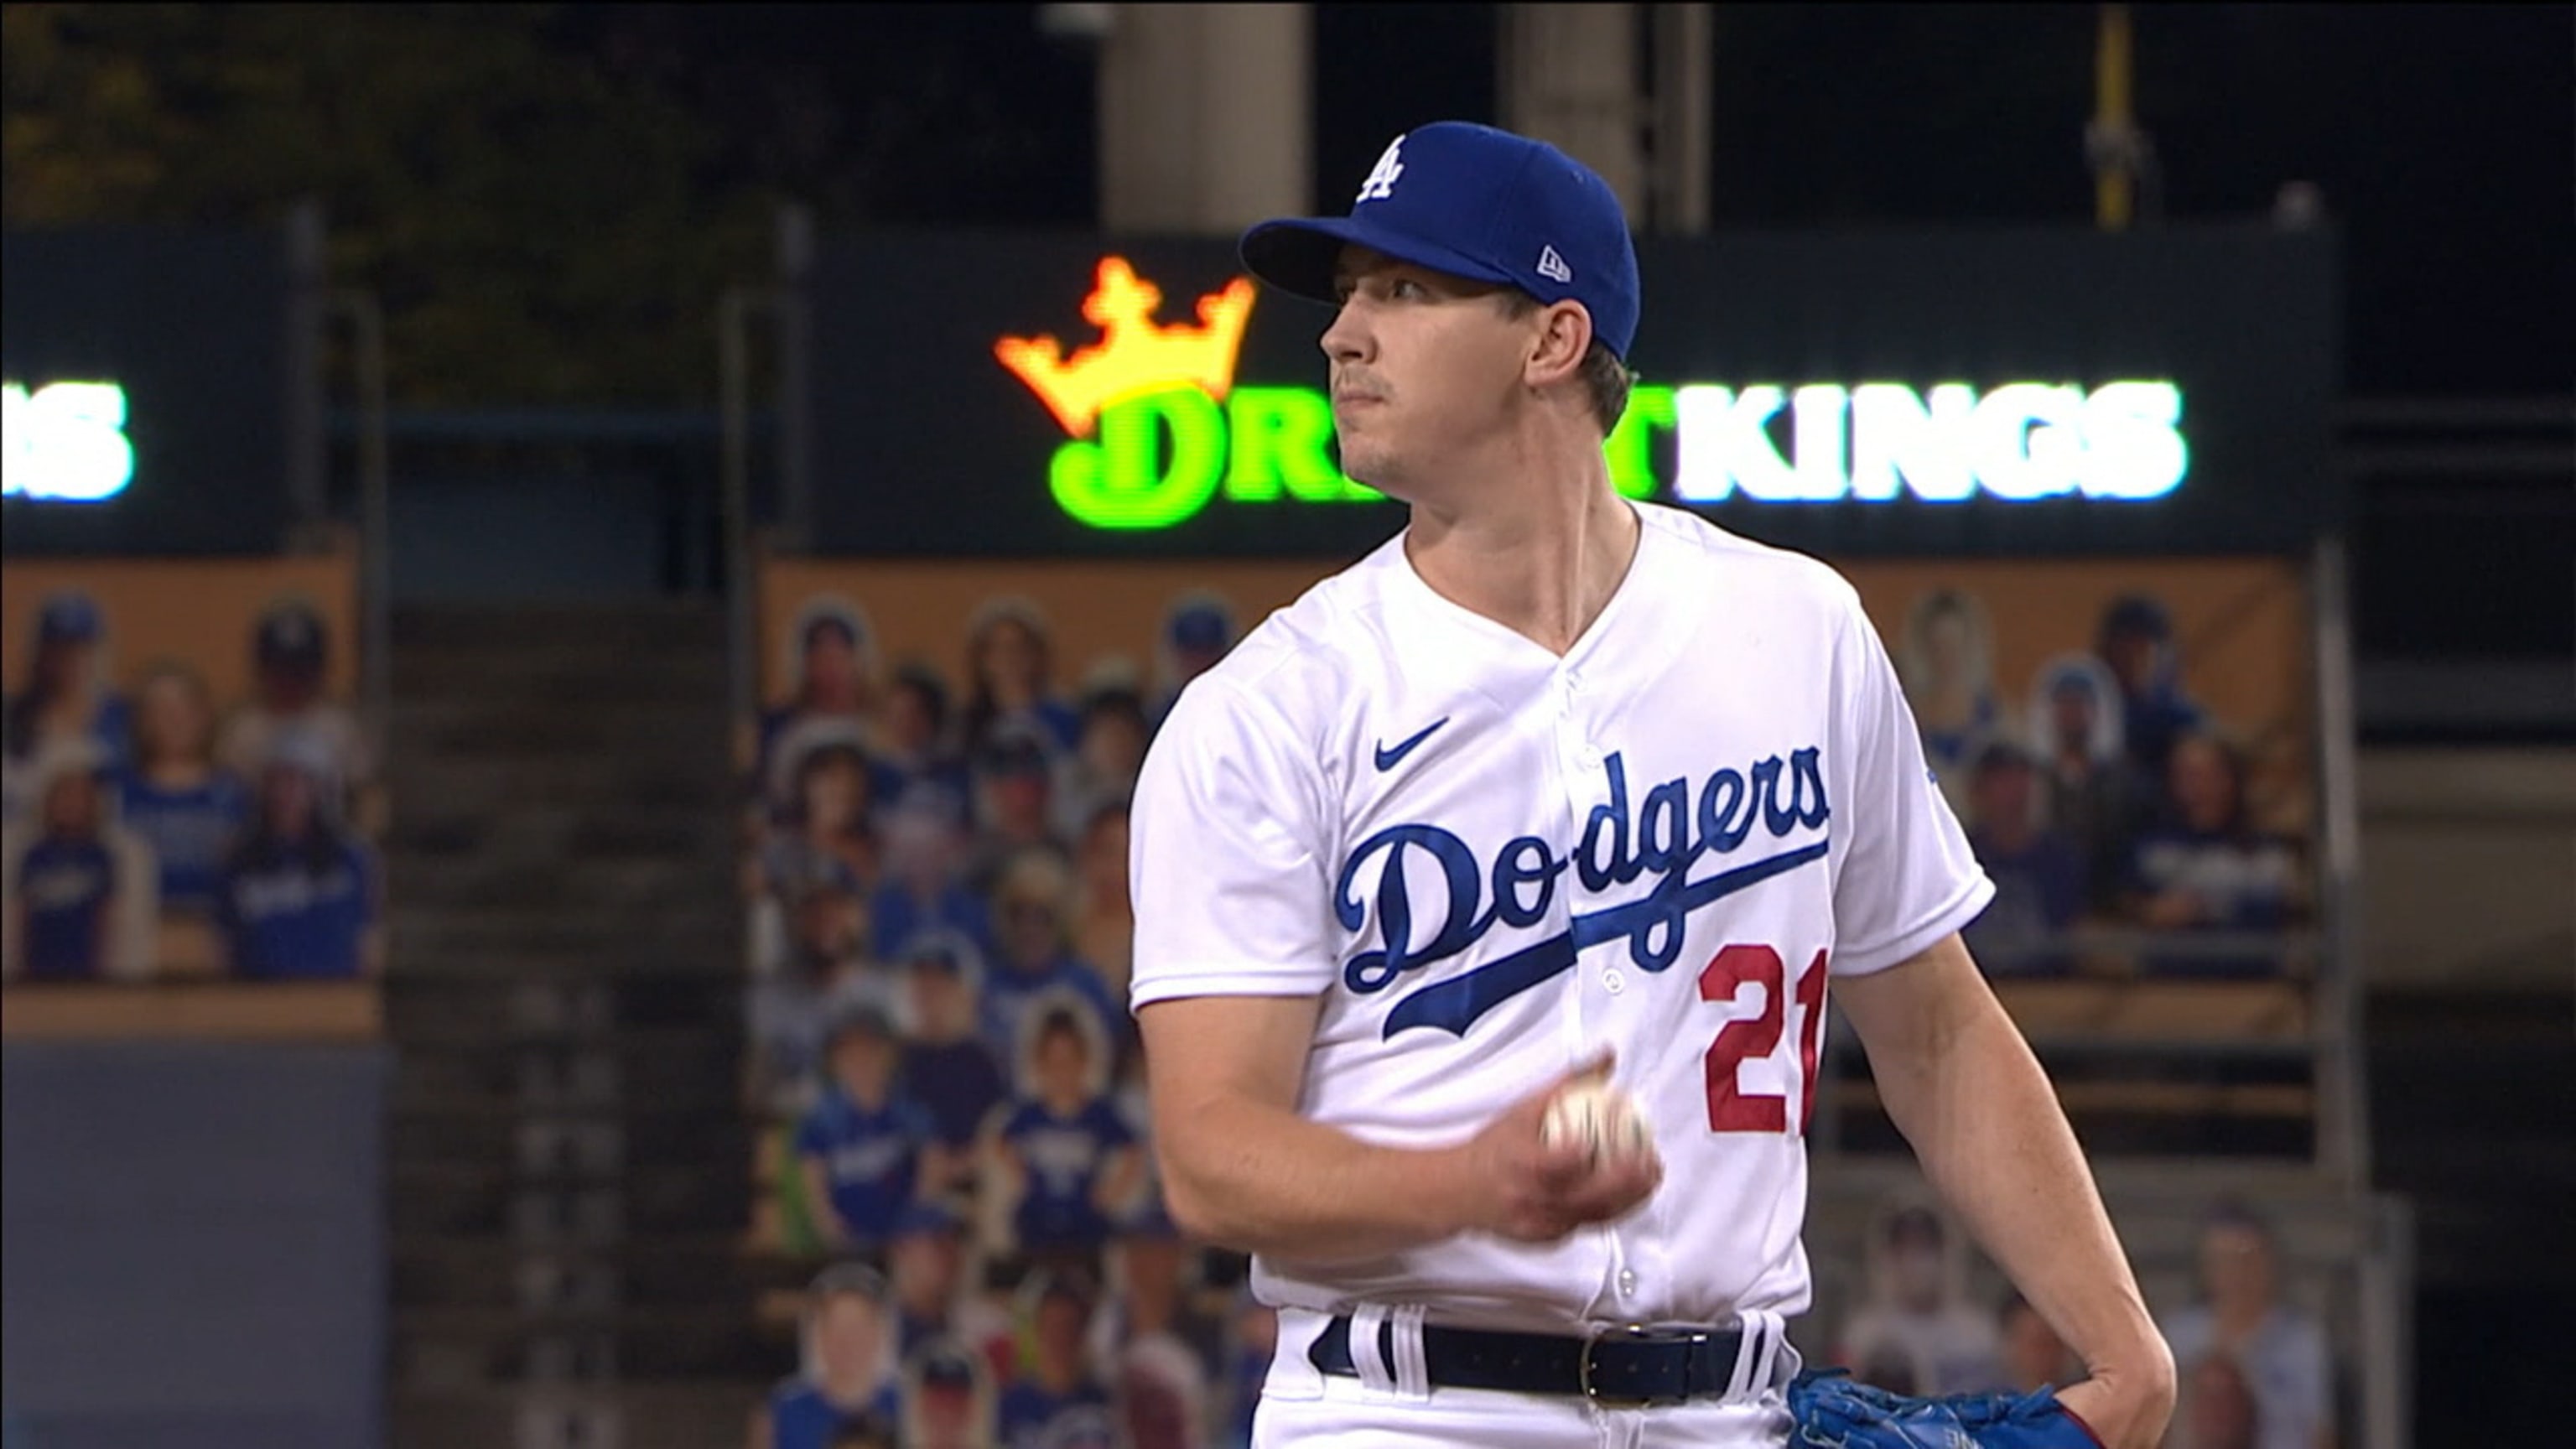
(1789, 1368), (2161, 1449)
(2049, 1368), (2176, 1449)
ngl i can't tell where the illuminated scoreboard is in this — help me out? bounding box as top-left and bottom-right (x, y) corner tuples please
(808, 225), (2338, 558)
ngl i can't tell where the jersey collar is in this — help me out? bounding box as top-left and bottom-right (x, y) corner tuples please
(1383, 500), (1662, 676)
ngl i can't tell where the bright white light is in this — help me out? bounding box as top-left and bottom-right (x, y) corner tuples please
(1665, 378), (2187, 506)
(1786, 385), (1851, 501)
(2079, 381), (2188, 499)
(1, 382), (132, 502)
(1849, 382), (1978, 502)
(1672, 385), (1765, 501)
(1970, 383), (2087, 501)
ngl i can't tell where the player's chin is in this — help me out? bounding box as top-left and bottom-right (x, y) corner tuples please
(1337, 446), (1408, 501)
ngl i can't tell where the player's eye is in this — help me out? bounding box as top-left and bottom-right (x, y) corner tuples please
(1389, 278), (1428, 300)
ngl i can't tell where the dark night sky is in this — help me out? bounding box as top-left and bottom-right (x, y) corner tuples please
(1311, 3), (2573, 400)
(638, 3), (2568, 400)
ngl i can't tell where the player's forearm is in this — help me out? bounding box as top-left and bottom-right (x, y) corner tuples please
(1155, 1093), (1470, 1263)
(1874, 993), (2174, 1401)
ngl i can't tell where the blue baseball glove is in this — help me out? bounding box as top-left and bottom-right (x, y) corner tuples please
(1788, 1368), (2106, 1449)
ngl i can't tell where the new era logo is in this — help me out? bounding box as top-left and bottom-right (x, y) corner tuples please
(1355, 138), (1405, 203)
(1536, 245), (1573, 283)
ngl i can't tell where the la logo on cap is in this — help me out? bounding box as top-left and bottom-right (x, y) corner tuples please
(1355, 137), (1405, 203)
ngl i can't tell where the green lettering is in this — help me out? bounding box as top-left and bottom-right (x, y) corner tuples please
(1051, 387), (1225, 529)
(1227, 387), (1379, 501)
(1605, 384), (1677, 500)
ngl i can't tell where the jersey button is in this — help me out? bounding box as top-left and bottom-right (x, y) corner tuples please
(1618, 1269), (1639, 1297)
(1602, 967), (1626, 995)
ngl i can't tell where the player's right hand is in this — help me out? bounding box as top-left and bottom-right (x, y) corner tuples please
(1449, 1053), (1661, 1243)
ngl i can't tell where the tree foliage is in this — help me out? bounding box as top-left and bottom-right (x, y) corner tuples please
(557, 3), (1096, 232)
(3, 3), (772, 404)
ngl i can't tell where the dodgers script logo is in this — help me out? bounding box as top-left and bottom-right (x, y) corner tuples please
(1337, 748), (1831, 1038)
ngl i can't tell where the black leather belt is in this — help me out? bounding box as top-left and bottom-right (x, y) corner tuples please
(1309, 1313), (1757, 1407)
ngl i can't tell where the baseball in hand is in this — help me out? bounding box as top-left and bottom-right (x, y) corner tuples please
(1540, 1082), (1658, 1168)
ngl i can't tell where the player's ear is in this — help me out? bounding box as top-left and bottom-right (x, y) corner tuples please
(1524, 301), (1592, 390)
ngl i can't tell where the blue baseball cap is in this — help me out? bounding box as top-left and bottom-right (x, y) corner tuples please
(1240, 122), (1641, 358)
(1166, 599), (1232, 653)
(915, 1342), (979, 1391)
(2100, 594), (2174, 642)
(35, 591), (103, 645)
(825, 1002), (897, 1046)
(808, 1260), (888, 1303)
(256, 600), (328, 673)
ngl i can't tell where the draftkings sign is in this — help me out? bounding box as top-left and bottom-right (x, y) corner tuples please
(805, 225), (2337, 559)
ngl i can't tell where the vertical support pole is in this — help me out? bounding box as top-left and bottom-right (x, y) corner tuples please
(774, 205), (816, 554)
(2093, 4), (2137, 231)
(2311, 535), (2371, 1187)
(1649, 3), (1714, 233)
(285, 199), (330, 546)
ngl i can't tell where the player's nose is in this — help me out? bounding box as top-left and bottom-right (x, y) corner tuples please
(1320, 299), (1373, 366)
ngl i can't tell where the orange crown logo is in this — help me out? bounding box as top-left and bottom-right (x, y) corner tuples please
(995, 257), (1257, 436)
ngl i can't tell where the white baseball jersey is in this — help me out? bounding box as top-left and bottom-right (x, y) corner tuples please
(1128, 502), (1992, 1356)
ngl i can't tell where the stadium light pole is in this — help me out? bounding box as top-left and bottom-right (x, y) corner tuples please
(2090, 3), (2139, 231)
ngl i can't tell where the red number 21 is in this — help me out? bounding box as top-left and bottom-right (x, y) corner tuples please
(1698, 944), (1830, 1135)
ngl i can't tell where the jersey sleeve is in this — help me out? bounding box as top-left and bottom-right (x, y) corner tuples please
(1826, 589), (1996, 976)
(1128, 674), (1336, 1010)
(998, 1101), (1039, 1143)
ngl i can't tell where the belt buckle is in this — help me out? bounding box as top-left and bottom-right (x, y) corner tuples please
(1578, 1324), (1689, 1410)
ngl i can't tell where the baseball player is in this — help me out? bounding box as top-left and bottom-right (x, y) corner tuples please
(1128, 122), (2176, 1448)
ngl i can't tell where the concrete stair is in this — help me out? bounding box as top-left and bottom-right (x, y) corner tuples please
(381, 603), (771, 1449)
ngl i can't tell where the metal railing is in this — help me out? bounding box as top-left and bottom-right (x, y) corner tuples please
(330, 289), (394, 764)
(719, 285), (782, 756)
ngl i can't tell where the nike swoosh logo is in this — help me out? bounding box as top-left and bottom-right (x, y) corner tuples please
(1373, 717), (1450, 772)
(1383, 839), (1831, 1038)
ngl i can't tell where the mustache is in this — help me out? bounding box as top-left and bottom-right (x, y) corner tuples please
(1331, 372), (1389, 402)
